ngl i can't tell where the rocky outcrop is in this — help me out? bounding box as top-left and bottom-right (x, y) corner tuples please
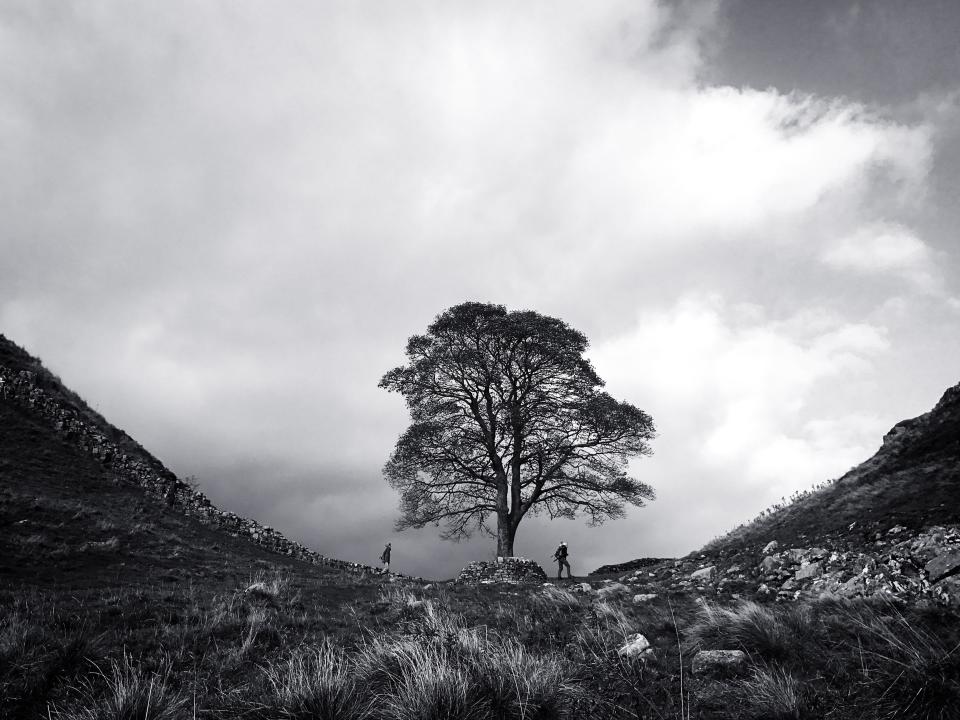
(456, 557), (548, 584)
(590, 557), (669, 575)
(616, 525), (960, 607)
(0, 365), (393, 578)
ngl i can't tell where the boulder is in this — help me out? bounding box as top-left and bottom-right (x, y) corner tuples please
(784, 548), (807, 564)
(597, 582), (630, 599)
(761, 555), (782, 572)
(925, 549), (960, 583)
(795, 562), (823, 581)
(617, 633), (654, 660)
(762, 540), (779, 554)
(691, 650), (748, 678)
(633, 593), (658, 603)
(691, 566), (716, 582)
(933, 576), (960, 607)
(571, 582), (594, 594)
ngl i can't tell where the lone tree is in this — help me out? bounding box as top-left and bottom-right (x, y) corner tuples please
(379, 302), (656, 558)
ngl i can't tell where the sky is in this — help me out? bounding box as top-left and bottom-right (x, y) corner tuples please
(2, 0), (958, 578)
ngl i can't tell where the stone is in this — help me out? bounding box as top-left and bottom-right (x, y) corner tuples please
(597, 582), (630, 599)
(691, 566), (716, 582)
(571, 582), (594, 594)
(761, 556), (782, 572)
(691, 650), (748, 678)
(784, 548), (807, 564)
(925, 549), (960, 583)
(617, 633), (654, 659)
(795, 562), (823, 581)
(933, 576), (960, 607)
(633, 593), (658, 603)
(762, 540), (779, 554)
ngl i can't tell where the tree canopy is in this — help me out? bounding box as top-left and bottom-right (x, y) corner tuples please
(379, 301), (656, 557)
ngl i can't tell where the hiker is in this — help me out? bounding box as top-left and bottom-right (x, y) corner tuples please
(553, 541), (572, 579)
(380, 542), (391, 573)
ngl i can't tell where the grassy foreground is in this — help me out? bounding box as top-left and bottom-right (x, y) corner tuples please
(3, 569), (959, 720)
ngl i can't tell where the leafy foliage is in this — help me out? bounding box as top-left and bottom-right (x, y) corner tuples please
(380, 302), (655, 552)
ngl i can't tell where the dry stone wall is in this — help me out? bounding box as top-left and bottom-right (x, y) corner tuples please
(456, 557), (548, 584)
(0, 366), (390, 577)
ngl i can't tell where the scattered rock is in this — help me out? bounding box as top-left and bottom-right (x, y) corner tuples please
(925, 549), (960, 583)
(617, 633), (654, 660)
(691, 566), (716, 582)
(795, 562), (823, 581)
(692, 650), (747, 678)
(597, 582), (630, 599)
(761, 556), (782, 572)
(933, 576), (960, 606)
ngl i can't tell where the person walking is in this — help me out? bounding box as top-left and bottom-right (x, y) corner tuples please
(553, 541), (572, 579)
(380, 542), (392, 573)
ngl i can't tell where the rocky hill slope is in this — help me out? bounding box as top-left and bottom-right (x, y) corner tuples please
(606, 381), (960, 606)
(0, 333), (384, 583)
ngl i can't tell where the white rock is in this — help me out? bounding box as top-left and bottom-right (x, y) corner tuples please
(692, 650), (747, 677)
(617, 633), (654, 659)
(762, 540), (779, 554)
(597, 582), (630, 599)
(690, 566), (716, 582)
(632, 593), (658, 603)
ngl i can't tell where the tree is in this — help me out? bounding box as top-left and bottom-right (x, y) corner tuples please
(379, 302), (656, 558)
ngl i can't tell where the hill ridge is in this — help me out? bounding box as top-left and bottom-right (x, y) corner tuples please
(704, 379), (960, 551)
(0, 334), (380, 576)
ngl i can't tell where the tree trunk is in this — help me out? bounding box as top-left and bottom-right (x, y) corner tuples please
(496, 514), (516, 557)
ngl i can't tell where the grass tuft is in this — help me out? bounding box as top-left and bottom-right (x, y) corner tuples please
(52, 653), (186, 720)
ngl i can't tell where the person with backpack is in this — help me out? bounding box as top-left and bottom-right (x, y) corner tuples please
(553, 541), (571, 579)
(380, 542), (392, 573)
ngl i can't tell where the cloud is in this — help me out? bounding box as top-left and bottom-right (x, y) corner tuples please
(0, 1), (953, 576)
(821, 223), (939, 290)
(587, 295), (890, 549)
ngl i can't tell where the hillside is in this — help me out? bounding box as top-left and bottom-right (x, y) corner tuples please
(3, 335), (959, 719)
(706, 381), (960, 553)
(604, 381), (960, 608)
(0, 333), (381, 579)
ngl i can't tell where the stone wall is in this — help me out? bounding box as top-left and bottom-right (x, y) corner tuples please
(0, 366), (390, 577)
(456, 557), (548, 584)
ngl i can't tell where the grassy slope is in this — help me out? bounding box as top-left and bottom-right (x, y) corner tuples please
(692, 383), (960, 566)
(0, 334), (170, 473)
(3, 333), (959, 718)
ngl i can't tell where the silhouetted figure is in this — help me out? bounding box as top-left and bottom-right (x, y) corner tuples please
(380, 542), (391, 573)
(554, 541), (572, 579)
